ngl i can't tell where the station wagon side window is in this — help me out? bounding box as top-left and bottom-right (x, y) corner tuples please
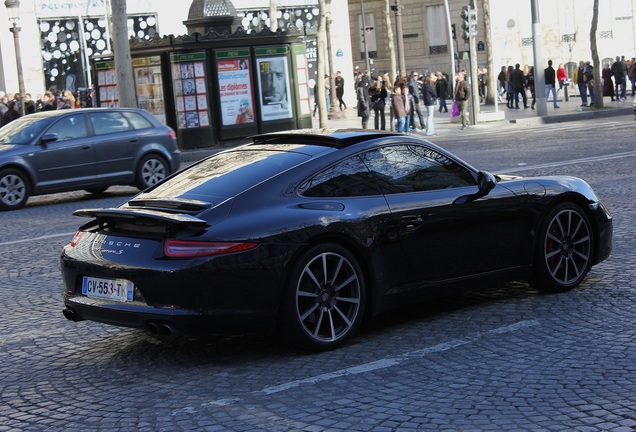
(299, 155), (383, 197)
(122, 112), (153, 130)
(45, 114), (89, 141)
(359, 144), (476, 194)
(88, 112), (131, 135)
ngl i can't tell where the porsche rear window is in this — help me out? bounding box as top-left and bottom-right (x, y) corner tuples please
(142, 149), (310, 201)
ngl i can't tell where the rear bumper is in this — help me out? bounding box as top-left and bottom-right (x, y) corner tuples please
(63, 295), (277, 335)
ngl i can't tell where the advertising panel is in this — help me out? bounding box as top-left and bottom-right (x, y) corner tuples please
(170, 52), (210, 129)
(256, 55), (293, 121)
(94, 60), (118, 107)
(216, 50), (255, 126)
(132, 56), (166, 123)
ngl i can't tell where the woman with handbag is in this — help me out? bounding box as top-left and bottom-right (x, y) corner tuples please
(369, 77), (388, 130)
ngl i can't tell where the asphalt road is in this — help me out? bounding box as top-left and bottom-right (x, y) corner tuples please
(1, 113), (635, 431)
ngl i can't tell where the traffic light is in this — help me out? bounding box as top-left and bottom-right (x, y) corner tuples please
(460, 6), (477, 41)
(451, 23), (456, 40)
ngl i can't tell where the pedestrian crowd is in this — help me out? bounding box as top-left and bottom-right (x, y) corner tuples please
(496, 55), (636, 110)
(0, 89), (93, 127)
(315, 54), (636, 135)
(336, 69), (460, 136)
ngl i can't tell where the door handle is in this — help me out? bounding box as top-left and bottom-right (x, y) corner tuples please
(400, 216), (423, 229)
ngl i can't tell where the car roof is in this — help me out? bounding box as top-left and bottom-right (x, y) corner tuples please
(23, 107), (148, 120)
(250, 129), (403, 149)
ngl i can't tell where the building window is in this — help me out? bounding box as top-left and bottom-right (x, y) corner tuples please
(358, 13), (377, 60)
(426, 5), (447, 51)
(561, 34), (576, 43)
(521, 37), (533, 46)
(564, 61), (577, 80)
(429, 45), (448, 55)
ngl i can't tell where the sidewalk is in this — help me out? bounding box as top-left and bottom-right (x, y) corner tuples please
(313, 94), (633, 131)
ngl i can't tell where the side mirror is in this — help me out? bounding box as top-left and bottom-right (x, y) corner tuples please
(40, 133), (59, 144)
(454, 171), (497, 205)
(477, 171), (497, 194)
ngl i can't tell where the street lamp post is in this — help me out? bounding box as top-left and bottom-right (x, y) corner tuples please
(5, 0), (25, 116)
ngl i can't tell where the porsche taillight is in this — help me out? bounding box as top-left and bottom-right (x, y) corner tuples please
(163, 240), (258, 258)
(70, 231), (84, 247)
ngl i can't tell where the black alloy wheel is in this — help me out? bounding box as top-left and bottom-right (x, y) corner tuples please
(533, 203), (593, 292)
(283, 243), (366, 351)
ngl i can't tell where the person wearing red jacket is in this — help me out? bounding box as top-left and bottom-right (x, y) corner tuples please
(557, 63), (568, 93)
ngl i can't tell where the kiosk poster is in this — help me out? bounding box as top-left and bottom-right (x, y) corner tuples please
(216, 51), (254, 126)
(256, 56), (293, 121)
(95, 60), (118, 107)
(170, 52), (210, 129)
(133, 56), (166, 123)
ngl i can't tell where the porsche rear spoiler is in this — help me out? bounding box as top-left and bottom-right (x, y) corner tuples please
(73, 208), (208, 229)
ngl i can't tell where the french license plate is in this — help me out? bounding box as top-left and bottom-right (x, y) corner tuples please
(81, 276), (134, 302)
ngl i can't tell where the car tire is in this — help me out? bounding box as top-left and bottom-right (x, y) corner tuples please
(136, 154), (168, 190)
(0, 168), (30, 211)
(531, 203), (594, 293)
(283, 243), (366, 351)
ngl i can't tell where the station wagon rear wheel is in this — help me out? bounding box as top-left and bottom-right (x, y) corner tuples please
(283, 243), (365, 351)
(0, 169), (30, 211)
(532, 203), (593, 292)
(136, 154), (168, 190)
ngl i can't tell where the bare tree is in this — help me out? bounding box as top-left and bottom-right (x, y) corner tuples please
(111, 0), (136, 107)
(384, 0), (396, 82)
(590, 0), (603, 108)
(269, 0), (278, 32)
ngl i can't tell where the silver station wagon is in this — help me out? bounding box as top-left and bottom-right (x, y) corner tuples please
(0, 108), (180, 210)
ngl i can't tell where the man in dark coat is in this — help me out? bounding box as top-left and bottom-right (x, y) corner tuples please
(334, 71), (347, 111)
(510, 64), (527, 109)
(544, 60), (559, 109)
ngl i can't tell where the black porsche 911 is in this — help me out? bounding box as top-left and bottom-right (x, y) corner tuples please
(61, 130), (612, 350)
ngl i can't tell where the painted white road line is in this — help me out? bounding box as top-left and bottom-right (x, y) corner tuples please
(259, 319), (540, 395)
(502, 150), (636, 174)
(174, 319), (540, 414)
(0, 232), (75, 246)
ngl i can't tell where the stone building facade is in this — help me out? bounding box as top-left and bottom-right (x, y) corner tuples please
(348, 0), (636, 80)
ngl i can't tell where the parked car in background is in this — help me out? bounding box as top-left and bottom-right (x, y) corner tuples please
(61, 130), (612, 351)
(0, 108), (180, 210)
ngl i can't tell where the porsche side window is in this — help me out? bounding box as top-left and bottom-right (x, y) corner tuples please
(46, 115), (89, 141)
(360, 145), (476, 194)
(299, 155), (383, 197)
